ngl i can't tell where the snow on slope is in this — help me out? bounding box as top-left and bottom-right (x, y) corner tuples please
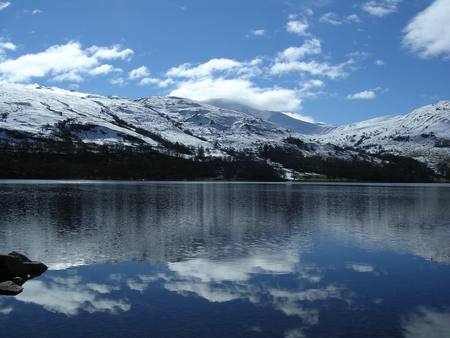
(0, 83), (448, 169)
(312, 101), (450, 166)
(0, 83), (289, 155)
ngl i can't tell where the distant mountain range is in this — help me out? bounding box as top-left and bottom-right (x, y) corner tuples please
(0, 83), (448, 181)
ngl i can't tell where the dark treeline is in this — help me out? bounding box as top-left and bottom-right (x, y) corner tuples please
(0, 143), (281, 181)
(0, 136), (443, 182)
(259, 143), (436, 182)
(438, 159), (450, 180)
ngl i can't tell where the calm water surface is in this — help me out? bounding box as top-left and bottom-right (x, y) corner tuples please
(0, 181), (449, 338)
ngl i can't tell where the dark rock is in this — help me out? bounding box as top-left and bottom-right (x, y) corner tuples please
(0, 280), (23, 296)
(0, 252), (47, 296)
(0, 251), (47, 280)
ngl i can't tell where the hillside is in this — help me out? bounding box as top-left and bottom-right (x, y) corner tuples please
(0, 83), (447, 181)
(313, 101), (450, 168)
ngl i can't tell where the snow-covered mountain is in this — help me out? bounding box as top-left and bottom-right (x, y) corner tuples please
(312, 101), (450, 167)
(0, 83), (448, 179)
(0, 83), (357, 160)
(0, 83), (287, 155)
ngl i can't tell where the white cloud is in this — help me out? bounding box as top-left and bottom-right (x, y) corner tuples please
(286, 19), (309, 36)
(51, 72), (84, 83)
(347, 90), (377, 100)
(89, 64), (121, 76)
(362, 0), (401, 17)
(87, 45), (133, 61)
(0, 40), (16, 54)
(375, 59), (385, 66)
(129, 66), (150, 79)
(270, 59), (350, 80)
(320, 12), (342, 25)
(0, 42), (15, 51)
(161, 244), (346, 331)
(0, 305), (13, 315)
(346, 14), (361, 23)
(402, 0), (450, 58)
(0, 41), (134, 83)
(347, 263), (375, 273)
(166, 58), (261, 79)
(109, 77), (126, 86)
(347, 51), (370, 59)
(169, 77), (302, 112)
(320, 13), (361, 25)
(297, 79), (325, 100)
(0, 2), (10, 11)
(16, 276), (130, 316)
(301, 79), (324, 91)
(285, 328), (306, 338)
(277, 39), (322, 62)
(32, 9), (43, 15)
(272, 41), (361, 80)
(139, 77), (174, 88)
(283, 112), (316, 123)
(251, 29), (266, 36)
(305, 8), (315, 16)
(164, 55), (306, 112)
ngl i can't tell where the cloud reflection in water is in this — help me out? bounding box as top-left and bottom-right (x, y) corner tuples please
(15, 275), (130, 316)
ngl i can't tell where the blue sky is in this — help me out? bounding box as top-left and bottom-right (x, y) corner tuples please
(0, 0), (449, 124)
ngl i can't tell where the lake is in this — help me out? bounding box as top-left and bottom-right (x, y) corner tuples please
(0, 181), (449, 338)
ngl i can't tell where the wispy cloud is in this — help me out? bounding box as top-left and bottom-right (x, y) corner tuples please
(347, 87), (386, 100)
(270, 59), (352, 80)
(250, 29), (266, 37)
(347, 90), (376, 100)
(0, 1), (10, 11)
(362, 0), (401, 17)
(139, 77), (174, 88)
(319, 12), (342, 25)
(166, 58), (261, 79)
(319, 12), (361, 25)
(270, 38), (359, 80)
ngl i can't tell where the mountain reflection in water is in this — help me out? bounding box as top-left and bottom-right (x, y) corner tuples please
(0, 182), (449, 338)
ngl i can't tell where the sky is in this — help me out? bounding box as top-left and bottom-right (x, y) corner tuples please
(0, 0), (449, 125)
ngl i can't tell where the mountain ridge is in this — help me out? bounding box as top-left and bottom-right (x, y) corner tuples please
(0, 83), (448, 181)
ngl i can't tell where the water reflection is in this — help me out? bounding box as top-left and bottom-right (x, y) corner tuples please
(0, 182), (448, 337)
(16, 277), (129, 316)
(402, 307), (450, 338)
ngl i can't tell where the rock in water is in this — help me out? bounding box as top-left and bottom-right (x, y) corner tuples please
(0, 251), (47, 279)
(0, 252), (47, 296)
(0, 281), (23, 296)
